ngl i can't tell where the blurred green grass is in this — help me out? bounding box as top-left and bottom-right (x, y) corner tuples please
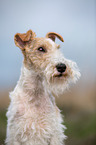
(0, 109), (96, 145)
(64, 112), (96, 145)
(0, 109), (7, 145)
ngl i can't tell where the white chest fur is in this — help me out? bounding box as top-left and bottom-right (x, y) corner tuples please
(6, 66), (66, 145)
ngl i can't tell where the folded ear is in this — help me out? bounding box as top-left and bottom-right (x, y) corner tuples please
(14, 30), (36, 50)
(46, 32), (64, 42)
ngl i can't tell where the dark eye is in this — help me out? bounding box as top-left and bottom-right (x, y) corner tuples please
(38, 47), (46, 52)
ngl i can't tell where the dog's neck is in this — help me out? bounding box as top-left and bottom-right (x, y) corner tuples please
(18, 65), (43, 94)
(17, 65), (53, 100)
(16, 65), (55, 111)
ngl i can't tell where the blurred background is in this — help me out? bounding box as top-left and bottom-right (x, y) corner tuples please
(0, 0), (96, 144)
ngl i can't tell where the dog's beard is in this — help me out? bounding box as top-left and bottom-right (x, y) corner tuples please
(44, 59), (81, 96)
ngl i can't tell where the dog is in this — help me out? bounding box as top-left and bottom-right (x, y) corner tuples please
(5, 30), (80, 145)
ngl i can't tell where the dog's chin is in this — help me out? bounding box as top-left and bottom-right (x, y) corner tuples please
(52, 73), (69, 82)
(49, 79), (69, 96)
(47, 73), (69, 96)
(48, 70), (80, 96)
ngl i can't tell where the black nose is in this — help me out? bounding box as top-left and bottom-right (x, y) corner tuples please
(56, 63), (66, 73)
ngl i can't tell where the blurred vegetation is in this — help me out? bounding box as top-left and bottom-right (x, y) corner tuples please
(64, 112), (96, 145)
(0, 109), (7, 145)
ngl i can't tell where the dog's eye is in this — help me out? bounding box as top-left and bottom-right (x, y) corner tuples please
(38, 47), (46, 52)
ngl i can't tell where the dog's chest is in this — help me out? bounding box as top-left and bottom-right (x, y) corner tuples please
(8, 89), (62, 143)
(14, 96), (61, 142)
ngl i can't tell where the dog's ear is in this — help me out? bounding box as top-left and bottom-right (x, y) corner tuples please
(14, 30), (36, 50)
(46, 32), (64, 42)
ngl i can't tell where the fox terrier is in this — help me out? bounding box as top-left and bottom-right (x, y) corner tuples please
(6, 30), (80, 145)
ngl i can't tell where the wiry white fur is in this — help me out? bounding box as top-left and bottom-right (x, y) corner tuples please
(6, 38), (80, 145)
(44, 46), (80, 96)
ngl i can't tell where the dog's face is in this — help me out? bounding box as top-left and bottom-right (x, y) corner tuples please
(14, 30), (80, 95)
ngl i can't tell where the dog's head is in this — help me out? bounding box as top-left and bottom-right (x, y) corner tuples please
(14, 30), (80, 95)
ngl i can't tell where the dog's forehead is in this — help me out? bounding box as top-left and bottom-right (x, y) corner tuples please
(33, 37), (58, 49)
(45, 38), (56, 46)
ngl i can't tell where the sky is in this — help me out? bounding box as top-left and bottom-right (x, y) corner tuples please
(0, 0), (96, 88)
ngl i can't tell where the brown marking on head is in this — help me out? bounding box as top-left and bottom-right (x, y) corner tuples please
(46, 32), (64, 42)
(14, 30), (36, 51)
(14, 30), (63, 70)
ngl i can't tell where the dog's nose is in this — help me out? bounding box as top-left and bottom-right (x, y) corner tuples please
(56, 63), (66, 73)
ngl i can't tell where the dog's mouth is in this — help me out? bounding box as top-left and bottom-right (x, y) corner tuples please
(53, 72), (68, 78)
(56, 73), (63, 77)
